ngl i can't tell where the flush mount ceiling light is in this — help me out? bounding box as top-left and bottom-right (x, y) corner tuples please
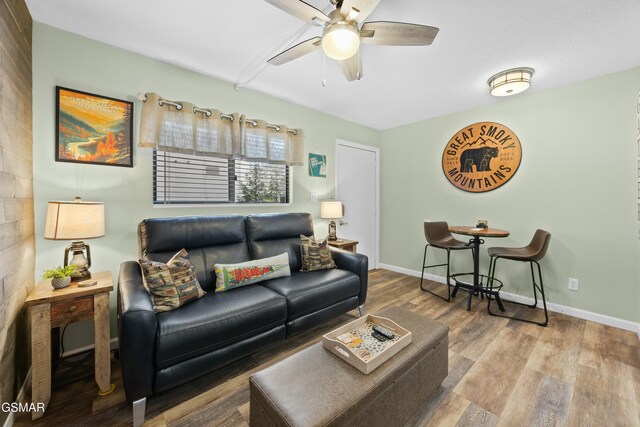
(488, 67), (535, 97)
(321, 21), (360, 60)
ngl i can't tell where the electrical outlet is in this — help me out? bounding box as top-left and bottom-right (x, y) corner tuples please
(568, 278), (579, 291)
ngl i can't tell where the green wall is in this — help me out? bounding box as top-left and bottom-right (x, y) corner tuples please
(379, 67), (640, 323)
(32, 23), (380, 348)
(32, 22), (640, 350)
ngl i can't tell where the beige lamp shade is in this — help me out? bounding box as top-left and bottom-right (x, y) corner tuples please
(320, 201), (343, 219)
(44, 198), (105, 240)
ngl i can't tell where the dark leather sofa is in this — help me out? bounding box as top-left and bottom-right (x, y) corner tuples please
(117, 213), (368, 426)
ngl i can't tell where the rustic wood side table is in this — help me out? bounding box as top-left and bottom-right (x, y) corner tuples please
(25, 270), (114, 420)
(327, 238), (359, 252)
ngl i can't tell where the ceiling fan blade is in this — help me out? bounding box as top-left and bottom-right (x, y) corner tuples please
(360, 21), (439, 45)
(338, 53), (363, 81)
(268, 37), (322, 65)
(264, 0), (330, 25)
(340, 0), (381, 23)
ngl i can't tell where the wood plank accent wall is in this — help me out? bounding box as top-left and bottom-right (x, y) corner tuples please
(0, 0), (33, 422)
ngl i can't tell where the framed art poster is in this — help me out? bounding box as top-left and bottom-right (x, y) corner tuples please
(56, 86), (133, 167)
(308, 153), (327, 177)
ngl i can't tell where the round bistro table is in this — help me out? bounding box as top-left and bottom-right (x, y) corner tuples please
(448, 226), (510, 311)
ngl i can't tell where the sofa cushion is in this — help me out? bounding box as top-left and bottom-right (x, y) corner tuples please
(262, 270), (360, 320)
(300, 235), (336, 271)
(139, 215), (250, 291)
(246, 213), (314, 271)
(139, 249), (206, 313)
(155, 285), (287, 369)
(214, 253), (291, 292)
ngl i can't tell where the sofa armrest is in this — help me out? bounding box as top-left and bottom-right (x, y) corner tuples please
(330, 247), (368, 306)
(117, 261), (157, 402)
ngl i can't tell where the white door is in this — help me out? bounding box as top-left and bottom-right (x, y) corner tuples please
(336, 140), (379, 269)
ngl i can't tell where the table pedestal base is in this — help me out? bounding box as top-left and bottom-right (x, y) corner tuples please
(451, 274), (505, 312)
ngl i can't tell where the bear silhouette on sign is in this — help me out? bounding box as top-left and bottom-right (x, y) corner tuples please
(460, 147), (499, 173)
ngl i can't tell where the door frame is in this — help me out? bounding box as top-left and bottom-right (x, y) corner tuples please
(335, 139), (380, 269)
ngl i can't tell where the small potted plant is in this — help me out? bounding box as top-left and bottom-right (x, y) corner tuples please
(42, 265), (77, 289)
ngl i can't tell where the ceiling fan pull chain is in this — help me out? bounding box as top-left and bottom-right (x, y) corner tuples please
(322, 53), (327, 87)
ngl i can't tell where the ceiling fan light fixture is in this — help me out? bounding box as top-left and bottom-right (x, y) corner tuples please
(488, 67), (535, 97)
(322, 21), (360, 60)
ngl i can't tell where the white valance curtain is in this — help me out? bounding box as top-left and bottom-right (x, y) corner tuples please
(241, 119), (305, 165)
(138, 93), (304, 166)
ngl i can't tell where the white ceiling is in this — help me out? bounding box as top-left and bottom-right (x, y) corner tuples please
(26, 0), (640, 130)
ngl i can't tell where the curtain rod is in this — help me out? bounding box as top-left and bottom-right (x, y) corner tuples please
(137, 93), (234, 122)
(243, 118), (299, 135)
(136, 93), (299, 134)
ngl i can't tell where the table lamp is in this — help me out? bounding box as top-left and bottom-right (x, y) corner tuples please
(320, 200), (343, 241)
(44, 197), (105, 281)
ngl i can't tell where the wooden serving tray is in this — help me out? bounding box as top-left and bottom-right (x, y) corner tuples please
(322, 314), (412, 374)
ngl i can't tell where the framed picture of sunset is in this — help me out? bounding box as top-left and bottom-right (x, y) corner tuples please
(55, 86), (133, 167)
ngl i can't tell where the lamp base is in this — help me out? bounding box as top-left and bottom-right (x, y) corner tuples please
(328, 220), (338, 241)
(71, 270), (92, 283)
(64, 241), (93, 282)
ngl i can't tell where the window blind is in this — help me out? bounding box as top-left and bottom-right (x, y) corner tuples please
(153, 150), (290, 205)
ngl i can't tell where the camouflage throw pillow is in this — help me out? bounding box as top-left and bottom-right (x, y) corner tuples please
(139, 249), (206, 313)
(300, 235), (336, 272)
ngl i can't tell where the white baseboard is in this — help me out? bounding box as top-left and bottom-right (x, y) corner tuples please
(379, 263), (640, 340)
(379, 263), (449, 284)
(63, 337), (119, 357)
(2, 367), (32, 427)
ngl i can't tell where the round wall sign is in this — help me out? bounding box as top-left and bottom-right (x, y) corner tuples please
(441, 122), (522, 193)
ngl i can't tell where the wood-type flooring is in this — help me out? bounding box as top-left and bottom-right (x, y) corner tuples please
(15, 269), (640, 426)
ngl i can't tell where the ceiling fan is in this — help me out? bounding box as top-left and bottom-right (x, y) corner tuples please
(264, 0), (439, 81)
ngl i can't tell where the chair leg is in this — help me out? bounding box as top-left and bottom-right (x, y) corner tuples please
(419, 245), (451, 302)
(486, 256), (506, 312)
(451, 279), (460, 298)
(534, 261), (549, 326)
(451, 247), (475, 299)
(487, 256), (495, 289)
(445, 249), (452, 300)
(487, 257), (548, 326)
(420, 244), (429, 289)
(526, 262), (539, 308)
(450, 248), (460, 298)
(493, 291), (505, 312)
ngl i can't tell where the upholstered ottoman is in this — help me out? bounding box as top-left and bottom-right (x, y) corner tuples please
(249, 306), (448, 427)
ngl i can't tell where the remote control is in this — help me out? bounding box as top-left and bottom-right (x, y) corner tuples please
(372, 325), (395, 340)
(371, 331), (388, 342)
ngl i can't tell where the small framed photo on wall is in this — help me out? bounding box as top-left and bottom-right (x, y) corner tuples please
(55, 86), (134, 167)
(308, 153), (327, 178)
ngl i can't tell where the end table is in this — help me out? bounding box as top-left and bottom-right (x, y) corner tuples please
(25, 270), (115, 420)
(327, 238), (359, 252)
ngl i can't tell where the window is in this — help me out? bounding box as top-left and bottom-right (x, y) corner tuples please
(153, 150), (290, 205)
